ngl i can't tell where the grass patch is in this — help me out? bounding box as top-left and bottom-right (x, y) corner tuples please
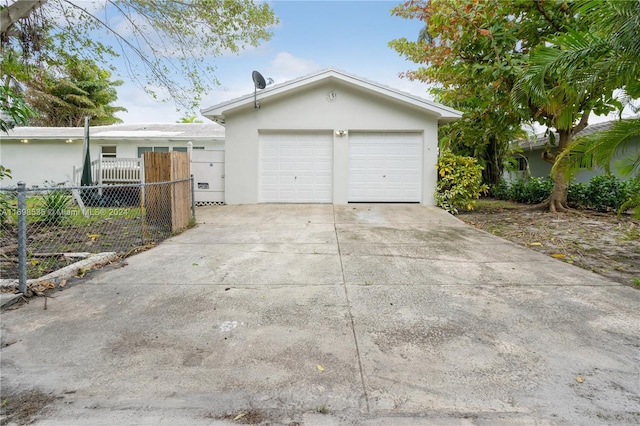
(472, 198), (524, 213)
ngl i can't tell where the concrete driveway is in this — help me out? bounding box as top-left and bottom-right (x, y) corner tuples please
(1, 204), (639, 425)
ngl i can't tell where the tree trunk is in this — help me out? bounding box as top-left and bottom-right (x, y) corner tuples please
(541, 129), (572, 212)
(481, 136), (503, 186)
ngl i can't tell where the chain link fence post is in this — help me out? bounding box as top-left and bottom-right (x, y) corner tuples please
(190, 174), (196, 222)
(17, 182), (27, 294)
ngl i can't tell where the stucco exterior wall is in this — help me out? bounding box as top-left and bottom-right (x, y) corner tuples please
(223, 80), (441, 205)
(0, 140), (91, 186)
(0, 139), (224, 187)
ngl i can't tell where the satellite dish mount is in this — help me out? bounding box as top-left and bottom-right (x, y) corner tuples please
(252, 70), (267, 109)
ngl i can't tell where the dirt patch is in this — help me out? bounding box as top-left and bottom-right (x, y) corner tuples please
(205, 409), (269, 424)
(457, 199), (640, 288)
(0, 389), (56, 425)
(0, 218), (168, 281)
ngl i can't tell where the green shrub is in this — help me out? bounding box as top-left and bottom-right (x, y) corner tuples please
(506, 177), (553, 204)
(583, 175), (628, 212)
(567, 181), (589, 208)
(490, 179), (510, 200)
(618, 175), (640, 218)
(495, 174), (636, 212)
(435, 150), (488, 214)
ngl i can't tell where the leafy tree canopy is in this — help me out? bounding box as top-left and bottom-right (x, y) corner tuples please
(389, 0), (579, 186)
(390, 0), (625, 212)
(0, 0), (278, 130)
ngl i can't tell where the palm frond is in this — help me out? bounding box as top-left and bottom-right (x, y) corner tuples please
(554, 118), (640, 178)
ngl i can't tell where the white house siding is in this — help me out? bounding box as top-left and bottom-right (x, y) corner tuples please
(0, 140), (87, 186)
(0, 138), (224, 187)
(221, 80), (440, 205)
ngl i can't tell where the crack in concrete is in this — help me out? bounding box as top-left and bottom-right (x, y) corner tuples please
(334, 205), (370, 414)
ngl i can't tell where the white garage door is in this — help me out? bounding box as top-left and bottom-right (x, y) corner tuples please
(348, 132), (422, 202)
(259, 132), (333, 203)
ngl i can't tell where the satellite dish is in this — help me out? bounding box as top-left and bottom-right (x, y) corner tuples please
(252, 70), (267, 89)
(252, 70), (268, 108)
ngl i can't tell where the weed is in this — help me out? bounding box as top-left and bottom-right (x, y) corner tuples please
(316, 405), (328, 414)
(633, 278), (640, 287)
(39, 189), (71, 225)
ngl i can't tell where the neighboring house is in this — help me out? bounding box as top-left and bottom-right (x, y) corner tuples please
(512, 119), (640, 183)
(201, 68), (461, 205)
(1, 123), (225, 187)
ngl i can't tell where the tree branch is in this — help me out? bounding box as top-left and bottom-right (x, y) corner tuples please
(533, 0), (564, 33)
(0, 0), (47, 34)
(572, 109), (590, 135)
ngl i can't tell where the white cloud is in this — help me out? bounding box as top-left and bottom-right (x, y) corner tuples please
(114, 83), (185, 124)
(267, 52), (321, 82)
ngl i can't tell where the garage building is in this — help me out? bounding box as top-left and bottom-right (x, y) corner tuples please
(201, 68), (461, 205)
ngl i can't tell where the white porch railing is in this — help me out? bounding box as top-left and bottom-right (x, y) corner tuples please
(73, 157), (142, 185)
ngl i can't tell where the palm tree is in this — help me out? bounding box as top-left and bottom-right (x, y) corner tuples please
(513, 0), (640, 212)
(550, 0), (640, 176)
(25, 57), (126, 127)
(512, 53), (608, 213)
(532, 2), (639, 163)
(545, 0), (640, 216)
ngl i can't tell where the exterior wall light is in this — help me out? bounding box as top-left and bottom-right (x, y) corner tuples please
(20, 139), (28, 144)
(65, 139), (74, 143)
(335, 130), (348, 137)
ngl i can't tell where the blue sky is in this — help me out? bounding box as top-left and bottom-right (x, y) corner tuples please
(108, 0), (635, 126)
(113, 1), (428, 123)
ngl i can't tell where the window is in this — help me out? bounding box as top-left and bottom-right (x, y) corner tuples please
(171, 147), (205, 152)
(137, 146), (203, 157)
(517, 157), (528, 171)
(101, 146), (117, 158)
(137, 146), (169, 157)
(137, 147), (152, 157)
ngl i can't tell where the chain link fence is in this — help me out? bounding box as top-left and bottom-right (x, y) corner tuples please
(0, 178), (195, 292)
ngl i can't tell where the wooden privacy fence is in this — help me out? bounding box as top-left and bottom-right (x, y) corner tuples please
(143, 151), (192, 233)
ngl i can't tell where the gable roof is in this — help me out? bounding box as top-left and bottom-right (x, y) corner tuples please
(201, 68), (462, 125)
(2, 122), (225, 142)
(519, 120), (624, 150)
